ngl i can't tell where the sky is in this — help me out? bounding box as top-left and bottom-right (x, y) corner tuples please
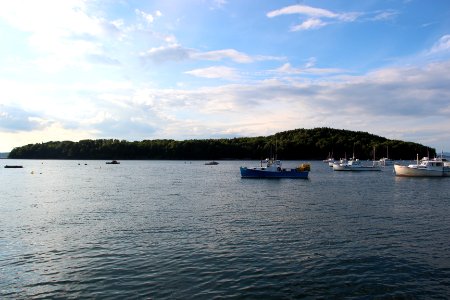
(1, 0), (450, 153)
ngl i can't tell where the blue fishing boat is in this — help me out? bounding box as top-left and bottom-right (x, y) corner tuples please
(240, 159), (310, 179)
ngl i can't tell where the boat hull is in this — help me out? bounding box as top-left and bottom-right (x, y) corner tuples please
(332, 164), (381, 171)
(240, 167), (308, 179)
(394, 164), (445, 177)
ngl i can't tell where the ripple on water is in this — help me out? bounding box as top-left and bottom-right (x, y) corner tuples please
(1, 161), (450, 298)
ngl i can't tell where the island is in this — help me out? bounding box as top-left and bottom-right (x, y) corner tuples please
(7, 127), (434, 160)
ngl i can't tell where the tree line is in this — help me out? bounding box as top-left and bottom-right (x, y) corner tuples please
(8, 127), (435, 160)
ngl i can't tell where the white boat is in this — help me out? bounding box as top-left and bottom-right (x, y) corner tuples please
(330, 157), (346, 167)
(323, 152), (335, 166)
(379, 157), (394, 166)
(332, 159), (381, 171)
(394, 156), (450, 177)
(379, 146), (393, 166)
(240, 158), (310, 178)
(323, 157), (335, 164)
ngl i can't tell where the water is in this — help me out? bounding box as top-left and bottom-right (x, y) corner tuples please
(1, 160), (450, 299)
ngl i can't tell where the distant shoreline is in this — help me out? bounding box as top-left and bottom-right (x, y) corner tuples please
(6, 128), (437, 161)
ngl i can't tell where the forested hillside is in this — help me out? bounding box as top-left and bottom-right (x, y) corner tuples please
(8, 128), (434, 160)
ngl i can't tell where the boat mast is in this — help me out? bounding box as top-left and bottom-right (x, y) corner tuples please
(373, 146), (376, 162)
(275, 137), (278, 161)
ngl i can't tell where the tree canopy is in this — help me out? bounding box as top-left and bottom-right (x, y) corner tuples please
(8, 127), (434, 160)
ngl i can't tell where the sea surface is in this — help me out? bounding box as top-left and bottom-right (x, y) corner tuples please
(1, 160), (450, 299)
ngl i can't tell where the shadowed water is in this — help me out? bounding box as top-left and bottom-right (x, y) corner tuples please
(1, 160), (450, 298)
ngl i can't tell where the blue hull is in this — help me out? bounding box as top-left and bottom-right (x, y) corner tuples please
(240, 167), (309, 179)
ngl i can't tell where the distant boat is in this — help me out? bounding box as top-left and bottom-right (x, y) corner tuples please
(379, 146), (393, 166)
(332, 159), (381, 171)
(333, 146), (381, 171)
(106, 160), (120, 164)
(4, 165), (23, 168)
(204, 161), (219, 165)
(323, 157), (335, 164)
(240, 158), (310, 179)
(379, 157), (394, 166)
(323, 152), (335, 164)
(394, 155), (450, 177)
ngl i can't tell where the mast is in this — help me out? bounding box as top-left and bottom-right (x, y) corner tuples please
(373, 146), (376, 162)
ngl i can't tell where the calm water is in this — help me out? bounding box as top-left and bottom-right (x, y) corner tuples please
(1, 160), (450, 299)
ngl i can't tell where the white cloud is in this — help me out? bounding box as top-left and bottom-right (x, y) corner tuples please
(141, 45), (283, 64)
(429, 35), (450, 54)
(210, 0), (227, 10)
(2, 59), (450, 151)
(273, 63), (345, 76)
(267, 5), (338, 19)
(291, 18), (327, 31)
(135, 9), (154, 23)
(305, 57), (317, 68)
(140, 45), (191, 63)
(371, 10), (399, 21)
(192, 49), (253, 63)
(0, 0), (123, 72)
(267, 4), (360, 31)
(135, 9), (162, 25)
(185, 66), (238, 80)
(268, 4), (393, 31)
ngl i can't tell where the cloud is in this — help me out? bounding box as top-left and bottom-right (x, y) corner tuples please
(267, 5), (339, 19)
(2, 59), (450, 150)
(141, 45), (283, 64)
(210, 0), (227, 10)
(0, 105), (52, 132)
(267, 4), (395, 31)
(370, 9), (399, 21)
(135, 9), (155, 23)
(429, 35), (450, 54)
(86, 54), (121, 66)
(273, 63), (346, 76)
(185, 66), (238, 80)
(140, 45), (192, 63)
(291, 18), (327, 31)
(0, 1), (125, 72)
(192, 49), (253, 63)
(135, 9), (162, 25)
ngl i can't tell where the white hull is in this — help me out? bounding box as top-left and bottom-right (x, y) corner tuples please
(332, 159), (381, 171)
(394, 164), (447, 177)
(333, 164), (381, 171)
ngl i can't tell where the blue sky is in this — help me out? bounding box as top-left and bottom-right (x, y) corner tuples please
(1, 0), (450, 153)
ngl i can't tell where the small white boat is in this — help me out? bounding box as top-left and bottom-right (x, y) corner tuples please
(240, 158), (310, 178)
(333, 159), (381, 171)
(323, 157), (335, 164)
(328, 157), (346, 167)
(394, 156), (450, 177)
(379, 146), (393, 166)
(323, 152), (335, 166)
(379, 157), (394, 166)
